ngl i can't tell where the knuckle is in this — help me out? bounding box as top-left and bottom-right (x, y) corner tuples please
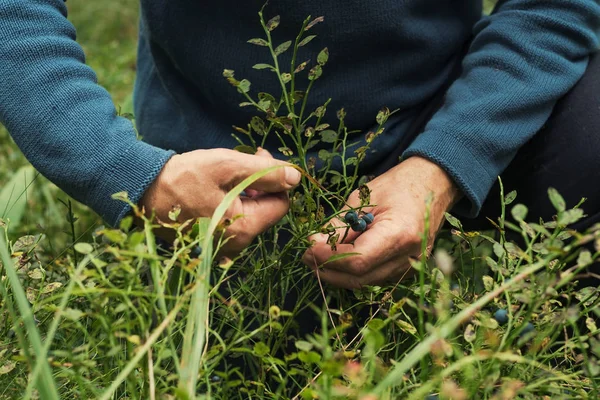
(400, 227), (422, 248)
(349, 257), (369, 276)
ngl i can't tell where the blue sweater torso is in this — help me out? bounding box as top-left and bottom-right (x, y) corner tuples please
(1, 1), (599, 225)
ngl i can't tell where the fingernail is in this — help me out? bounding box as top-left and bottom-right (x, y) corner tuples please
(284, 167), (301, 186)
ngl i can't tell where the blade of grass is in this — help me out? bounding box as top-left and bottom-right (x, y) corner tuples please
(98, 290), (190, 400)
(0, 229), (59, 399)
(23, 252), (95, 399)
(178, 165), (284, 397)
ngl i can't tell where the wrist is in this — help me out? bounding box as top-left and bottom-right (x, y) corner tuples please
(400, 156), (463, 208)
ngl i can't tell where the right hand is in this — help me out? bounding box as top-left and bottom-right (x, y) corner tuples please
(139, 147), (301, 256)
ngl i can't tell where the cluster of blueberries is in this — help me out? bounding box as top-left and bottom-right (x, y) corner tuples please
(493, 308), (534, 336)
(344, 210), (374, 232)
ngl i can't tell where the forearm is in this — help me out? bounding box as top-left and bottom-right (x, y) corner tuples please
(404, 0), (600, 216)
(0, 0), (174, 226)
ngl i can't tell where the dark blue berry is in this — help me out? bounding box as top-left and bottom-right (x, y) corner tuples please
(351, 218), (367, 232)
(344, 211), (359, 224)
(451, 283), (460, 291)
(191, 245), (202, 258)
(240, 190), (248, 197)
(519, 322), (535, 336)
(493, 309), (509, 325)
(361, 212), (374, 224)
(425, 394), (439, 400)
(210, 375), (221, 382)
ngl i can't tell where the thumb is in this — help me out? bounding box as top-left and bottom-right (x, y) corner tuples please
(230, 151), (301, 193)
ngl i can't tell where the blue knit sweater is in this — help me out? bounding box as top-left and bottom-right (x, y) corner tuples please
(1, 1), (599, 226)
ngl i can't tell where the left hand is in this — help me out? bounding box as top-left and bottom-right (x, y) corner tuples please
(302, 156), (462, 289)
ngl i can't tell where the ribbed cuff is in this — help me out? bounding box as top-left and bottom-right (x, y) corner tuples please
(403, 129), (497, 218)
(95, 139), (175, 227)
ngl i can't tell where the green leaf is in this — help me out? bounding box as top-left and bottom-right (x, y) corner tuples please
(0, 165), (36, 232)
(247, 38), (268, 46)
(511, 204), (528, 222)
(62, 308), (84, 321)
(233, 145), (255, 154)
(295, 340), (313, 352)
(253, 342), (270, 357)
(41, 282), (62, 294)
(306, 140), (319, 150)
(548, 187), (566, 213)
(558, 208), (584, 226)
(298, 351), (321, 364)
(237, 79), (251, 93)
(368, 318), (385, 331)
(317, 47), (329, 65)
(578, 250), (593, 267)
(482, 275), (494, 291)
(504, 190), (517, 205)
(305, 16), (324, 31)
(464, 324), (476, 343)
(266, 15), (280, 31)
(444, 213), (463, 230)
(320, 129), (337, 143)
(278, 147), (293, 157)
(250, 116), (266, 135)
(74, 242), (93, 255)
(298, 35), (317, 47)
(0, 361), (16, 375)
(294, 60), (310, 73)
(318, 149), (332, 161)
(308, 65), (322, 81)
(252, 63), (274, 70)
(274, 40), (292, 56)
(281, 73), (292, 83)
(376, 107), (390, 125)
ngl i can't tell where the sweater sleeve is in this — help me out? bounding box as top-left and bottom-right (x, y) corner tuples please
(403, 0), (600, 217)
(0, 0), (175, 226)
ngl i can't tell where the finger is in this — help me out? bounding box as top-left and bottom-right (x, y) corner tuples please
(255, 147), (273, 158)
(241, 148), (272, 198)
(307, 257), (413, 290)
(226, 192), (290, 247)
(225, 150), (301, 192)
(304, 220), (420, 276)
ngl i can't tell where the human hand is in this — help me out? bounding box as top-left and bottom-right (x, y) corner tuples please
(302, 156), (461, 289)
(140, 147), (301, 256)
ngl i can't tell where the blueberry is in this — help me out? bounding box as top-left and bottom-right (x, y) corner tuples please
(425, 395), (439, 400)
(351, 218), (367, 232)
(210, 375), (221, 382)
(344, 211), (359, 224)
(190, 245), (202, 258)
(519, 322), (535, 336)
(361, 212), (374, 225)
(451, 283), (460, 291)
(493, 309), (509, 325)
